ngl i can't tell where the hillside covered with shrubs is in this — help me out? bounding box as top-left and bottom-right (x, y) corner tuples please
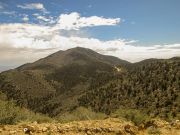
(0, 47), (179, 123)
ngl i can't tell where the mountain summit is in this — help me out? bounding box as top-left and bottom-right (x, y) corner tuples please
(18, 47), (129, 71)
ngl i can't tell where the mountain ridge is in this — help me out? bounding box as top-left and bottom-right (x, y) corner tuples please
(1, 47), (179, 73)
(0, 47), (179, 119)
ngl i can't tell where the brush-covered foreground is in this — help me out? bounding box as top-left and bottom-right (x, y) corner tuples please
(0, 118), (179, 135)
(0, 100), (180, 135)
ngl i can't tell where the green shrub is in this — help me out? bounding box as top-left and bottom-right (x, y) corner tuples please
(16, 109), (53, 124)
(0, 99), (52, 125)
(56, 107), (106, 123)
(0, 101), (19, 124)
(147, 127), (161, 135)
(0, 91), (7, 101)
(111, 108), (150, 126)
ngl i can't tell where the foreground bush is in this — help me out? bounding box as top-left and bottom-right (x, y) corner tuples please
(56, 107), (106, 123)
(111, 108), (150, 126)
(0, 99), (52, 125)
(147, 127), (161, 135)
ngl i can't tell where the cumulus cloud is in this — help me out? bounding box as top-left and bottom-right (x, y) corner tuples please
(31, 12), (120, 28)
(55, 12), (121, 30)
(0, 12), (180, 70)
(0, 23), (180, 67)
(0, 23), (130, 49)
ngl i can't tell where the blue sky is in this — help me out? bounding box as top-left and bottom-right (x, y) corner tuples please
(0, 0), (180, 70)
(1, 0), (180, 45)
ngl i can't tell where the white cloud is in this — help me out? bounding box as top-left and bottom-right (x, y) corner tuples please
(55, 12), (121, 30)
(0, 23), (180, 67)
(0, 23), (129, 50)
(33, 13), (55, 24)
(22, 15), (29, 22)
(36, 15), (51, 22)
(0, 11), (16, 15)
(17, 3), (48, 13)
(17, 3), (45, 10)
(0, 12), (179, 68)
(31, 12), (120, 28)
(37, 16), (49, 21)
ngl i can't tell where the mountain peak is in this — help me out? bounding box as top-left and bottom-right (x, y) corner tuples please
(18, 47), (130, 71)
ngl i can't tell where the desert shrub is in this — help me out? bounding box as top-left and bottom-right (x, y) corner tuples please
(147, 127), (161, 135)
(111, 108), (150, 126)
(0, 100), (19, 124)
(56, 107), (106, 123)
(0, 99), (52, 125)
(16, 109), (53, 124)
(0, 91), (7, 101)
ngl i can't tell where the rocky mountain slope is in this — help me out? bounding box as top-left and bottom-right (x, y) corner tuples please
(0, 47), (179, 120)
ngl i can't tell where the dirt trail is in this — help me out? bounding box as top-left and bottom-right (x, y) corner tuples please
(0, 118), (179, 135)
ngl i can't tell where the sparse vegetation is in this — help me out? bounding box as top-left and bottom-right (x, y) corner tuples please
(56, 107), (106, 123)
(147, 127), (161, 135)
(0, 92), (52, 125)
(111, 108), (150, 126)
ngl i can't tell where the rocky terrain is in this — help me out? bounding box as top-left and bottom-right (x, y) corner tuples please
(0, 118), (180, 135)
